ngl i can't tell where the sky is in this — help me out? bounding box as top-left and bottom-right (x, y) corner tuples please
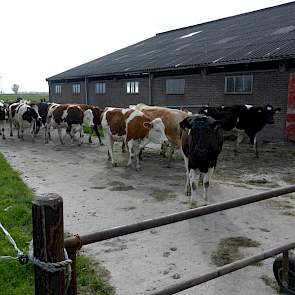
(0, 0), (294, 93)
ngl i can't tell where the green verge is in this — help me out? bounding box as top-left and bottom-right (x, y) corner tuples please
(0, 154), (113, 295)
(0, 93), (48, 103)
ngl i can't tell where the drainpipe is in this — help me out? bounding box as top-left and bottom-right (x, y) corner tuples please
(148, 72), (153, 105)
(84, 77), (88, 104)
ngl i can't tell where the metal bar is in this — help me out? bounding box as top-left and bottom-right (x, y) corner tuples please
(150, 241), (295, 295)
(64, 185), (295, 248)
(282, 250), (289, 288)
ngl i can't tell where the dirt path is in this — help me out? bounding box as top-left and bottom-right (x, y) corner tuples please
(0, 133), (294, 295)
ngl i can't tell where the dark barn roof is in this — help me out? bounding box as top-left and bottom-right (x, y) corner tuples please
(47, 2), (295, 81)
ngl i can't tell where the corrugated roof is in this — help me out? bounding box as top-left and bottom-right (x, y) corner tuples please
(47, 2), (295, 81)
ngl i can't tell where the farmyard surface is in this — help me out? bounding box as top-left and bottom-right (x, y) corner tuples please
(0, 131), (294, 295)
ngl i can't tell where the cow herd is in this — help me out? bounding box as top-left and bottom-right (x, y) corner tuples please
(0, 99), (280, 206)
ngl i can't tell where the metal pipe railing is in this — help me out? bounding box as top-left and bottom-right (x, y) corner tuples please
(150, 242), (295, 295)
(65, 185), (295, 248)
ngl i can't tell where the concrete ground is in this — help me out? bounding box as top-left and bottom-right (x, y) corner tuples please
(0, 130), (295, 295)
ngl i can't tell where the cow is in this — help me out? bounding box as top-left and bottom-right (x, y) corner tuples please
(180, 115), (223, 206)
(199, 104), (281, 157)
(0, 101), (8, 139)
(77, 104), (104, 145)
(46, 104), (94, 145)
(101, 107), (168, 169)
(131, 104), (190, 165)
(8, 101), (42, 140)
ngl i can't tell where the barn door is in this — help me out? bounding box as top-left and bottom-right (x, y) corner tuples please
(286, 73), (295, 141)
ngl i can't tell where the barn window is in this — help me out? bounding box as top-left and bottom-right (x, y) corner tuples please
(95, 82), (106, 94)
(225, 75), (253, 94)
(126, 81), (139, 94)
(166, 79), (185, 95)
(54, 84), (61, 94)
(72, 83), (81, 94)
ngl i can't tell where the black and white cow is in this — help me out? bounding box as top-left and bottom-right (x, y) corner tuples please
(0, 101), (8, 139)
(180, 115), (223, 206)
(199, 104), (280, 157)
(9, 101), (42, 140)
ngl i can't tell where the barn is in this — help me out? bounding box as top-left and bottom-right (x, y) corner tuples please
(46, 2), (295, 142)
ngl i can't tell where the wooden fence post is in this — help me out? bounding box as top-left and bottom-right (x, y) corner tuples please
(32, 193), (65, 295)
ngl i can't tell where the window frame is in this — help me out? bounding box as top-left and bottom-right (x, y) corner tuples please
(95, 82), (106, 94)
(166, 78), (185, 95)
(72, 83), (81, 94)
(54, 84), (61, 94)
(126, 81), (139, 94)
(224, 75), (253, 94)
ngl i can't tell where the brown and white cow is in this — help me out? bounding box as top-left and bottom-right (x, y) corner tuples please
(132, 104), (191, 164)
(46, 104), (94, 145)
(101, 107), (168, 169)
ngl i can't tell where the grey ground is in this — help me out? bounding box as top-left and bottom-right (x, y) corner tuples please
(0, 130), (295, 295)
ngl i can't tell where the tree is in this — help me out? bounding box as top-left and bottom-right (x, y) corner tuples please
(11, 84), (19, 94)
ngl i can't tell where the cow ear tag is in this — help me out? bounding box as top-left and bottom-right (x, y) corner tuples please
(186, 128), (191, 135)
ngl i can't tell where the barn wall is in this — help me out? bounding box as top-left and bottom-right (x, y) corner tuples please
(49, 81), (86, 104)
(48, 70), (290, 141)
(151, 71), (289, 141)
(87, 77), (150, 108)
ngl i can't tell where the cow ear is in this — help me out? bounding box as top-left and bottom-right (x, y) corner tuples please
(179, 117), (192, 130)
(275, 108), (281, 113)
(143, 121), (152, 129)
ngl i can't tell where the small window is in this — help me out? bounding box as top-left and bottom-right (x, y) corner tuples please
(95, 82), (106, 94)
(54, 84), (61, 94)
(72, 83), (81, 94)
(126, 81), (139, 94)
(166, 79), (185, 95)
(225, 75), (253, 94)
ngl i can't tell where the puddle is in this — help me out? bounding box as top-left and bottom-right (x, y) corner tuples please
(150, 188), (176, 201)
(211, 236), (261, 266)
(107, 181), (135, 191)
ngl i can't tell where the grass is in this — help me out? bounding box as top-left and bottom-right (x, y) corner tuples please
(0, 154), (113, 295)
(0, 93), (48, 103)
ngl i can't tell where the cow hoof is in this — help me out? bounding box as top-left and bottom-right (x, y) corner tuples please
(112, 162), (118, 167)
(10, 133), (13, 137)
(136, 166), (141, 171)
(100, 142), (104, 146)
(2, 136), (5, 140)
(185, 191), (191, 197)
(190, 201), (198, 208)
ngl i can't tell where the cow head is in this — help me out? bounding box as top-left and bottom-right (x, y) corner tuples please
(144, 118), (168, 144)
(0, 101), (8, 120)
(262, 104), (281, 125)
(83, 109), (94, 127)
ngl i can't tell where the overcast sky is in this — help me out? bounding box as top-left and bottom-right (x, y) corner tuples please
(0, 0), (293, 93)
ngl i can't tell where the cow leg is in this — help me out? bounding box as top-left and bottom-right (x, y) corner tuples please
(167, 146), (175, 168)
(202, 167), (214, 206)
(127, 140), (135, 167)
(189, 169), (198, 206)
(235, 131), (244, 154)
(0, 121), (5, 139)
(9, 120), (13, 137)
(198, 173), (204, 186)
(160, 142), (168, 157)
(105, 133), (116, 166)
(182, 153), (191, 197)
(78, 127), (84, 146)
(93, 126), (104, 146)
(57, 127), (64, 145)
(121, 141), (126, 153)
(253, 136), (259, 158)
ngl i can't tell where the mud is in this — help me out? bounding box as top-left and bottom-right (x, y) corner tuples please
(0, 132), (295, 295)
